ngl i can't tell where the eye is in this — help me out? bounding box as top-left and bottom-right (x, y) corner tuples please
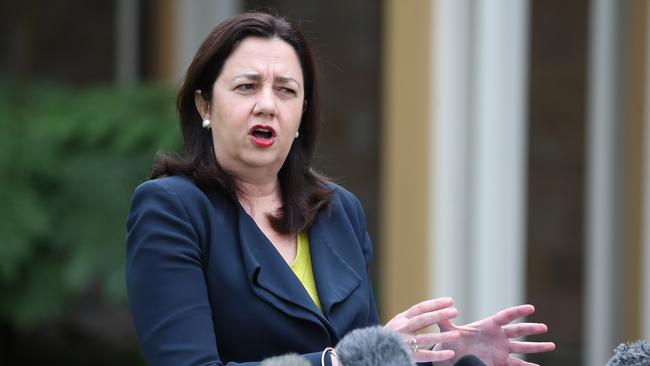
(235, 83), (256, 92)
(277, 87), (296, 96)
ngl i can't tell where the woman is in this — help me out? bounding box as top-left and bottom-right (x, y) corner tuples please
(126, 11), (554, 366)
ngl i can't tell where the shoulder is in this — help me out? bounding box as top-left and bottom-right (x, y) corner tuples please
(127, 176), (232, 246)
(131, 175), (225, 209)
(324, 182), (368, 231)
(133, 175), (205, 200)
(320, 182), (374, 262)
(327, 182), (362, 209)
(129, 175), (229, 224)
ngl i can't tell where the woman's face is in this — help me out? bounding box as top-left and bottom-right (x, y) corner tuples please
(196, 37), (304, 179)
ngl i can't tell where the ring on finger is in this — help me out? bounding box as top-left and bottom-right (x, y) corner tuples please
(409, 336), (419, 353)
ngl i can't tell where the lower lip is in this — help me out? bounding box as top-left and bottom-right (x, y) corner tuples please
(250, 135), (275, 147)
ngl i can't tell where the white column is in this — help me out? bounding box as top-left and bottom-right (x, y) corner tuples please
(471, 0), (530, 320)
(432, 0), (530, 322)
(172, 0), (241, 83)
(585, 0), (624, 364)
(432, 0), (475, 324)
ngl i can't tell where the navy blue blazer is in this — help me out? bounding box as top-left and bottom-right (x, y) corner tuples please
(126, 176), (379, 365)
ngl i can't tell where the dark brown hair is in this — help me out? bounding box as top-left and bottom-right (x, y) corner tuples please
(152, 11), (331, 235)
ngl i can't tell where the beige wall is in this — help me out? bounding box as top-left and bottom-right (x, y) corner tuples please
(147, 0), (176, 83)
(380, 0), (433, 321)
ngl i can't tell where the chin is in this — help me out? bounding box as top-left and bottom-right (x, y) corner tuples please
(242, 156), (284, 171)
(243, 150), (289, 169)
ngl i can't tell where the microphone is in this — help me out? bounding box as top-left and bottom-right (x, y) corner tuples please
(261, 353), (311, 366)
(607, 340), (650, 366)
(336, 326), (413, 366)
(454, 355), (487, 366)
(259, 327), (415, 366)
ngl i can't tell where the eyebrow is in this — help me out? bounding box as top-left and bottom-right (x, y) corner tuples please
(234, 73), (301, 87)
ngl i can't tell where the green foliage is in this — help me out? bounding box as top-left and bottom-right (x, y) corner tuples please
(0, 83), (180, 328)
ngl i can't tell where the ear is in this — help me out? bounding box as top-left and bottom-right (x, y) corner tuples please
(194, 90), (210, 119)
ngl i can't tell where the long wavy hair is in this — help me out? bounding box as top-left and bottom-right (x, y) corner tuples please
(152, 11), (331, 235)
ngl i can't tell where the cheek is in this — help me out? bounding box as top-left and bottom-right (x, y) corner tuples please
(212, 104), (249, 134)
(283, 103), (304, 128)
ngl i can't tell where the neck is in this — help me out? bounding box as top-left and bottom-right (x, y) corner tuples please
(236, 172), (282, 217)
(239, 177), (279, 199)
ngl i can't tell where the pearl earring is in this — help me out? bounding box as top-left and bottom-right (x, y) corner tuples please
(295, 131), (299, 138)
(202, 119), (211, 129)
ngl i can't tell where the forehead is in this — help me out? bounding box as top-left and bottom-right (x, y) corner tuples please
(220, 37), (303, 81)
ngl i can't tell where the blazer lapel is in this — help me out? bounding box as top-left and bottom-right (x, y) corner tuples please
(237, 205), (326, 323)
(308, 210), (362, 319)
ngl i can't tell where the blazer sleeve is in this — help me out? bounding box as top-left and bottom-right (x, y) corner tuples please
(125, 180), (335, 366)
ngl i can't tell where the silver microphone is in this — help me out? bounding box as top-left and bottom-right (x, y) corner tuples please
(607, 340), (650, 366)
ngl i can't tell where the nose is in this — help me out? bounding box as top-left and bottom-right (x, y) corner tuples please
(252, 86), (277, 117)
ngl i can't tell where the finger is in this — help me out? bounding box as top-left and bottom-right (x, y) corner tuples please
(402, 308), (458, 333)
(503, 323), (548, 338)
(506, 358), (539, 366)
(492, 304), (536, 326)
(437, 319), (477, 334)
(438, 319), (455, 332)
(402, 297), (454, 319)
(411, 349), (455, 363)
(509, 341), (556, 354)
(414, 330), (460, 348)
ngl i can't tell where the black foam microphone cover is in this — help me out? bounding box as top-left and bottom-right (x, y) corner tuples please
(454, 355), (487, 366)
(336, 326), (414, 366)
(260, 353), (311, 366)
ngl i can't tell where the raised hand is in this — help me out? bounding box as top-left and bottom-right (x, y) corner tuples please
(434, 304), (555, 366)
(384, 297), (462, 363)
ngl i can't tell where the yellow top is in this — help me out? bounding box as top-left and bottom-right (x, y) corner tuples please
(290, 232), (322, 311)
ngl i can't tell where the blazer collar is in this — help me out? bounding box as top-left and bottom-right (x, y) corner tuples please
(237, 204), (361, 334)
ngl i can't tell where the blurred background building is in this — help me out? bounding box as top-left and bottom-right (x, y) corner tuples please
(1, 0), (649, 365)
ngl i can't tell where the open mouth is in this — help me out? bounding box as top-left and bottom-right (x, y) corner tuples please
(249, 125), (276, 147)
(249, 125), (276, 139)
